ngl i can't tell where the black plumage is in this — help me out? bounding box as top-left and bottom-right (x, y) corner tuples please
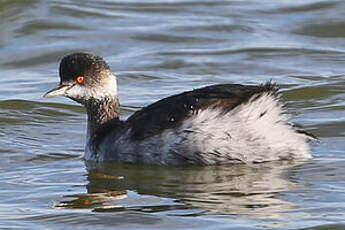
(127, 83), (278, 140)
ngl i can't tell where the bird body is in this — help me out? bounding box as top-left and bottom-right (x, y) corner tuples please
(44, 53), (314, 165)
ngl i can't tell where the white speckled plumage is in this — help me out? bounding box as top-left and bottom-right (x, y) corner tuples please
(85, 92), (311, 165)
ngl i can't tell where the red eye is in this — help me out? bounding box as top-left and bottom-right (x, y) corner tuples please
(76, 76), (84, 84)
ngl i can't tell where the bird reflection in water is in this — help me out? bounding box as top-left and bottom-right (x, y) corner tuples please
(54, 161), (309, 218)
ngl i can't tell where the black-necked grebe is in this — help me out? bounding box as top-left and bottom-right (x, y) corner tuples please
(44, 52), (315, 165)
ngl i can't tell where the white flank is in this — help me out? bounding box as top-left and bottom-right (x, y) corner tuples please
(174, 92), (312, 163)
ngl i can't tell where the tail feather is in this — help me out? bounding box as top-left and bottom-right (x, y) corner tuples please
(292, 124), (319, 142)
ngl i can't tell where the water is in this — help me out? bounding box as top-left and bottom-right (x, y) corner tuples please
(1, 0), (345, 229)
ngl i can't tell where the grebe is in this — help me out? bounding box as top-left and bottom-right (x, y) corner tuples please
(44, 52), (314, 165)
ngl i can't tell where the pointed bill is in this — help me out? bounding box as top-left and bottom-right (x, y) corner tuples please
(43, 84), (71, 98)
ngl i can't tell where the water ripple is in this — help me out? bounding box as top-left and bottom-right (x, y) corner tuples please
(1, 0), (345, 229)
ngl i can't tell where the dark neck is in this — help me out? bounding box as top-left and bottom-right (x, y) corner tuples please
(84, 96), (124, 156)
(85, 97), (120, 132)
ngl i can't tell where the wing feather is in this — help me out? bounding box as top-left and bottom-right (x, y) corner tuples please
(127, 82), (278, 140)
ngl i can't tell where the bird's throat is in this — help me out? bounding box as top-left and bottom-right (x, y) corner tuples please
(85, 97), (120, 132)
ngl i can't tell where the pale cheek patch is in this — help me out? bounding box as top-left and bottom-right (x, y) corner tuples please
(66, 84), (88, 100)
(66, 73), (118, 101)
(89, 74), (118, 100)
